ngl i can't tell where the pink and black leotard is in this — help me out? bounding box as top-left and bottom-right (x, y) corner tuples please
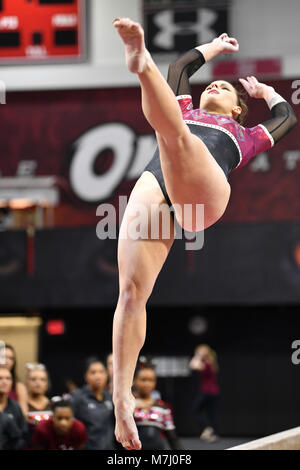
(143, 49), (297, 207)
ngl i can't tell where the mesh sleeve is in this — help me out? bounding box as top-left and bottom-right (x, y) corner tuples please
(259, 101), (298, 145)
(167, 49), (206, 96)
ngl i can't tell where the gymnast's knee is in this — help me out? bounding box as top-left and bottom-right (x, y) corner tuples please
(118, 278), (152, 312)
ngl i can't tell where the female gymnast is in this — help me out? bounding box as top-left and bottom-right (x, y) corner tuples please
(133, 364), (182, 450)
(112, 18), (297, 451)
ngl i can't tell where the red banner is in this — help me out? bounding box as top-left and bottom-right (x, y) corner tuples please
(212, 58), (282, 80)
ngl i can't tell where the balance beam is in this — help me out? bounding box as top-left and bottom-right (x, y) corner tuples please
(227, 427), (300, 450)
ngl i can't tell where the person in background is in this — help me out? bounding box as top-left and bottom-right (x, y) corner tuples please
(32, 398), (88, 450)
(26, 363), (52, 415)
(135, 356), (161, 400)
(133, 364), (183, 450)
(0, 411), (23, 450)
(106, 353), (113, 394)
(71, 357), (115, 450)
(190, 344), (220, 442)
(0, 365), (28, 449)
(4, 344), (28, 416)
(25, 363), (52, 447)
(64, 378), (79, 394)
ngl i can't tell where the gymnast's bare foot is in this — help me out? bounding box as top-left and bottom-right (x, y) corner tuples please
(113, 17), (152, 74)
(114, 394), (142, 451)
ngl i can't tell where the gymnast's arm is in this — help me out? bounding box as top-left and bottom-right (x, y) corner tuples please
(167, 48), (206, 96)
(167, 34), (239, 96)
(259, 86), (298, 144)
(239, 77), (298, 143)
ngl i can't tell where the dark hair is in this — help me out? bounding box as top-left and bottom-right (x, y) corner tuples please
(51, 396), (73, 413)
(84, 356), (106, 375)
(134, 356), (156, 379)
(233, 84), (248, 125)
(5, 344), (18, 390)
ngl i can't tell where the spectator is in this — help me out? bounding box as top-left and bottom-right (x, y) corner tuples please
(0, 411), (23, 450)
(64, 378), (79, 394)
(71, 357), (115, 450)
(25, 363), (52, 447)
(4, 344), (28, 416)
(135, 356), (161, 400)
(0, 365), (28, 449)
(32, 398), (88, 450)
(190, 344), (220, 442)
(133, 365), (183, 450)
(26, 363), (51, 415)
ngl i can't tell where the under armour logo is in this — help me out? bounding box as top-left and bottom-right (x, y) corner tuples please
(152, 9), (218, 50)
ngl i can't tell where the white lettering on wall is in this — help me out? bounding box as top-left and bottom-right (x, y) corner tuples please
(69, 123), (136, 202)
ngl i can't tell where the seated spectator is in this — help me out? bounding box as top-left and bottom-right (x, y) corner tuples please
(0, 365), (28, 449)
(32, 398), (88, 450)
(71, 357), (115, 450)
(25, 363), (52, 447)
(133, 363), (183, 450)
(4, 344), (28, 416)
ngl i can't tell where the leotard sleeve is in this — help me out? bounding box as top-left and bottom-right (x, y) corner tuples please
(258, 101), (298, 146)
(167, 48), (206, 97)
(238, 101), (298, 168)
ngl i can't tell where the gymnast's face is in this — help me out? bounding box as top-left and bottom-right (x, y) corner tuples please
(199, 80), (242, 119)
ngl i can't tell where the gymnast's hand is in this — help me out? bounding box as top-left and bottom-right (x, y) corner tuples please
(212, 33), (239, 54)
(239, 76), (271, 99)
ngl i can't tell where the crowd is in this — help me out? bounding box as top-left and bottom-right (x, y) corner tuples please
(0, 345), (185, 450)
(0, 343), (219, 450)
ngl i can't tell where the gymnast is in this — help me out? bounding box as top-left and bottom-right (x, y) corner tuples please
(112, 17), (297, 450)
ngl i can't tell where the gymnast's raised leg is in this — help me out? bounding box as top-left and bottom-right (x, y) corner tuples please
(113, 17), (231, 232)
